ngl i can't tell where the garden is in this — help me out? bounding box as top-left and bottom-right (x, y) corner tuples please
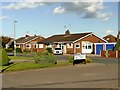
(0, 47), (93, 73)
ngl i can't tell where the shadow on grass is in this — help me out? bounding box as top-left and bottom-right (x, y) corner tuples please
(1, 62), (19, 73)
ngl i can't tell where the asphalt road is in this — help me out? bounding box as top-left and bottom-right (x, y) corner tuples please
(2, 63), (118, 88)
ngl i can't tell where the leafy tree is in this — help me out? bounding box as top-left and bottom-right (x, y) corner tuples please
(1, 36), (12, 48)
(114, 39), (120, 51)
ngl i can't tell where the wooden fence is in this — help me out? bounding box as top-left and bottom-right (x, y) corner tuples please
(101, 50), (120, 58)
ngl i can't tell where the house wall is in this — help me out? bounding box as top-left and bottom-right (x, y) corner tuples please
(37, 44), (46, 52)
(81, 34), (106, 43)
(73, 34), (106, 54)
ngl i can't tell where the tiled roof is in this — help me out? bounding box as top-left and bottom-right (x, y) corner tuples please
(16, 35), (44, 43)
(42, 32), (92, 43)
(103, 34), (117, 43)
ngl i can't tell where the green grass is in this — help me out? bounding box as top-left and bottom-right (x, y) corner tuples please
(9, 56), (33, 60)
(2, 61), (72, 72)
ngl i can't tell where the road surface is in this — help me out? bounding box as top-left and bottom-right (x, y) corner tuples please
(2, 63), (118, 88)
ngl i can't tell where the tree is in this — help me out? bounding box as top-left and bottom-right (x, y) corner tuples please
(114, 39), (120, 51)
(1, 36), (12, 48)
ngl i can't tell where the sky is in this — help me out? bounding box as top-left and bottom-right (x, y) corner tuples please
(0, 0), (119, 39)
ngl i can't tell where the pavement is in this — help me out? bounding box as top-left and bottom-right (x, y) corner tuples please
(2, 63), (119, 88)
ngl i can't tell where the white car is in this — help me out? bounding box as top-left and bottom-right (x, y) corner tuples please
(53, 48), (63, 55)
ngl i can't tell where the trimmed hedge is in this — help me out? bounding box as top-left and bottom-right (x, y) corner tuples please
(0, 49), (10, 66)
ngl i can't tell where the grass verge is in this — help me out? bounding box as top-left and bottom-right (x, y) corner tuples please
(8, 56), (33, 60)
(1, 61), (72, 73)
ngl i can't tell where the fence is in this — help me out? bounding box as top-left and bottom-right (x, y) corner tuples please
(101, 50), (120, 58)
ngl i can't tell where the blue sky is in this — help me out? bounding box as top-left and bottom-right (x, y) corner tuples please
(1, 1), (118, 39)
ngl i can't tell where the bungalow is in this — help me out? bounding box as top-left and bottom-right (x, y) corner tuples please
(103, 34), (117, 43)
(38, 30), (107, 54)
(6, 34), (45, 52)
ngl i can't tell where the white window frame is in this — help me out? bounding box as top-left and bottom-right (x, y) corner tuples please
(36, 44), (38, 48)
(67, 43), (73, 48)
(26, 44), (31, 49)
(39, 44), (44, 48)
(75, 43), (80, 48)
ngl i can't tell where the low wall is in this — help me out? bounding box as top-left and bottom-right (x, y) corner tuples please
(101, 50), (120, 58)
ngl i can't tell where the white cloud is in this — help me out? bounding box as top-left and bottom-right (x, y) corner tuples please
(53, 1), (112, 21)
(106, 30), (114, 34)
(53, 6), (65, 14)
(2, 1), (45, 10)
(1, 0), (112, 21)
(0, 16), (9, 20)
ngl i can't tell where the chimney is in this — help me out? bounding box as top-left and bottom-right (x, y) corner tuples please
(65, 30), (70, 35)
(25, 34), (30, 37)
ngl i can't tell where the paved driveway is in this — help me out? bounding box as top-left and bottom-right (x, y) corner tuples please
(2, 63), (118, 88)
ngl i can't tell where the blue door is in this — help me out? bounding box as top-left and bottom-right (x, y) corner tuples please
(96, 44), (104, 55)
(106, 44), (115, 50)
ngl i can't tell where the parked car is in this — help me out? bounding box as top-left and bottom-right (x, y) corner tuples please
(53, 48), (63, 55)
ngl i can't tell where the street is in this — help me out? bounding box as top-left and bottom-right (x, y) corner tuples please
(2, 63), (118, 88)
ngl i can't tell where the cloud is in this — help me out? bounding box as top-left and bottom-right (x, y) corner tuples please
(54, 6), (65, 14)
(106, 30), (114, 34)
(0, 16), (9, 20)
(2, 0), (112, 21)
(2, 1), (45, 10)
(53, 1), (112, 21)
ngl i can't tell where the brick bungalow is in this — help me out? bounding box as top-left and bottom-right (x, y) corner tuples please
(6, 34), (45, 52)
(38, 30), (107, 54)
(103, 34), (117, 43)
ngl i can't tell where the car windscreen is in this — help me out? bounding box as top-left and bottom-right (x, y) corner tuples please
(55, 48), (61, 50)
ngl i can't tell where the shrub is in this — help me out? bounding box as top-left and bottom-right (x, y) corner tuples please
(45, 47), (53, 54)
(114, 39), (120, 51)
(23, 48), (31, 53)
(69, 56), (74, 63)
(5, 48), (13, 52)
(0, 49), (10, 66)
(16, 48), (22, 53)
(33, 52), (57, 64)
(86, 58), (93, 63)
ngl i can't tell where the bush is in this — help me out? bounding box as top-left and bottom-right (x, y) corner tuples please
(33, 52), (57, 64)
(16, 48), (22, 53)
(0, 49), (10, 66)
(114, 39), (120, 51)
(45, 47), (53, 54)
(69, 56), (74, 63)
(5, 48), (13, 52)
(23, 49), (31, 53)
(86, 58), (93, 63)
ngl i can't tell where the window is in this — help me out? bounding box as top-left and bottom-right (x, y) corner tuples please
(75, 43), (80, 48)
(26, 44), (29, 47)
(88, 45), (91, 49)
(67, 43), (73, 48)
(26, 44), (31, 48)
(106, 38), (110, 40)
(36, 44), (38, 48)
(39, 44), (44, 48)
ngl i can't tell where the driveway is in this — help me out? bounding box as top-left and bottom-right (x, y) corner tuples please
(2, 63), (118, 88)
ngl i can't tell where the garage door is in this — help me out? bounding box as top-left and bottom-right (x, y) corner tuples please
(106, 44), (115, 50)
(96, 44), (104, 55)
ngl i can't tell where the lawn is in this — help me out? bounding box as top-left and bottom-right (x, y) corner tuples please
(1, 61), (72, 72)
(8, 56), (33, 60)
